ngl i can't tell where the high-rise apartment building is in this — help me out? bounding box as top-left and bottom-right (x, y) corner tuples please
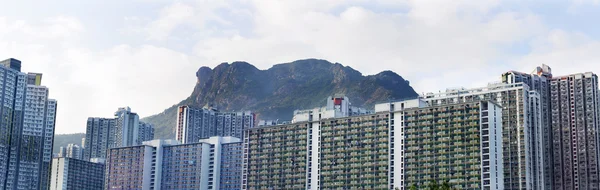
(105, 137), (242, 190)
(57, 144), (83, 160)
(502, 65), (554, 190)
(0, 58), (58, 190)
(501, 65), (600, 190)
(550, 72), (600, 190)
(138, 122), (154, 145)
(65, 144), (83, 160)
(220, 142), (243, 190)
(83, 107), (153, 161)
(244, 96), (378, 190)
(49, 157), (105, 190)
(243, 123), (309, 190)
(401, 101), (504, 189)
(0, 58), (27, 190)
(83, 118), (116, 161)
(114, 107), (142, 147)
(176, 105), (254, 144)
(244, 97), (505, 190)
(421, 83), (541, 190)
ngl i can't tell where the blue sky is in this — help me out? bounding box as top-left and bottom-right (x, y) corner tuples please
(2, 0), (600, 133)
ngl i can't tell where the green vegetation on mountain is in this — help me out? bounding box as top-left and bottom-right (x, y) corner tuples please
(142, 59), (418, 139)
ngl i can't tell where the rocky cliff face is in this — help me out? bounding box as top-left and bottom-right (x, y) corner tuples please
(142, 59), (418, 139)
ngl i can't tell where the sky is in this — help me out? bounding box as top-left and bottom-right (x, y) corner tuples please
(2, 0), (600, 134)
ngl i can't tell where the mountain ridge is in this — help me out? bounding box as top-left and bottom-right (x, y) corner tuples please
(141, 59), (419, 139)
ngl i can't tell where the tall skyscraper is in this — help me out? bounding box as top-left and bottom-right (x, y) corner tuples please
(550, 72), (600, 190)
(176, 105), (254, 144)
(0, 58), (58, 190)
(83, 107), (153, 161)
(104, 137), (242, 190)
(49, 157), (105, 190)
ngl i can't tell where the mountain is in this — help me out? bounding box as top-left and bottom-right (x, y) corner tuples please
(142, 59), (418, 139)
(53, 133), (85, 154)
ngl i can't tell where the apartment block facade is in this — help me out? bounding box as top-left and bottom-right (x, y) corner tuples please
(243, 123), (308, 190)
(244, 97), (506, 190)
(49, 157), (104, 190)
(421, 83), (541, 190)
(402, 101), (503, 189)
(176, 105), (254, 144)
(105, 137), (242, 190)
(83, 118), (116, 161)
(0, 58), (58, 190)
(220, 142), (243, 190)
(0, 58), (27, 190)
(550, 72), (600, 190)
(83, 107), (153, 161)
(318, 113), (390, 189)
(58, 144), (83, 160)
(502, 65), (554, 190)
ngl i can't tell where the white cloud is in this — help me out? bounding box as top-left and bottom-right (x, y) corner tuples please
(193, 1), (544, 93)
(571, 0), (600, 5)
(1, 1), (599, 134)
(515, 30), (600, 76)
(0, 16), (198, 134)
(568, 0), (600, 13)
(147, 3), (195, 40)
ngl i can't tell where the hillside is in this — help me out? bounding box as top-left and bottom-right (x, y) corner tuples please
(142, 59), (418, 139)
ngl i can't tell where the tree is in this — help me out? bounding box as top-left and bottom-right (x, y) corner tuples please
(409, 180), (454, 190)
(427, 180), (439, 190)
(440, 181), (451, 190)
